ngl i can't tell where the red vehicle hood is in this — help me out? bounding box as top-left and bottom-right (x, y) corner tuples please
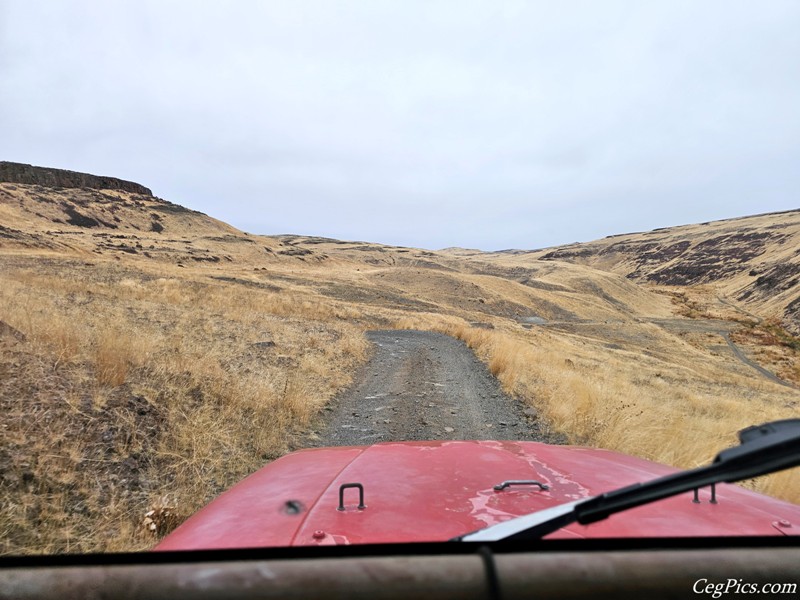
(156, 441), (800, 550)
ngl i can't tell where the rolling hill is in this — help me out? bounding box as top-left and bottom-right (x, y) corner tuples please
(1, 161), (798, 555)
(454, 210), (800, 333)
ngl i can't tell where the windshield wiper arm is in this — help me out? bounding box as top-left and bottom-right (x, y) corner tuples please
(456, 418), (800, 542)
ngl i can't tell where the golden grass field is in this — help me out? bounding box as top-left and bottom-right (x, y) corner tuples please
(1, 180), (799, 554)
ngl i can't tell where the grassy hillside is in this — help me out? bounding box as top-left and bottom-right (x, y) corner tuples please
(462, 210), (800, 334)
(1, 172), (798, 554)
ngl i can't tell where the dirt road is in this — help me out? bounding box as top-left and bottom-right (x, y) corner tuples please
(307, 330), (562, 447)
(540, 317), (796, 389)
(650, 318), (797, 389)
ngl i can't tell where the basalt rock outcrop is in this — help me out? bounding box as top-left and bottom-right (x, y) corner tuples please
(0, 161), (152, 196)
(531, 210), (800, 333)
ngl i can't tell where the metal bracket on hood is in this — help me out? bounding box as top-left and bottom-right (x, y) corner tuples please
(337, 483), (366, 511)
(494, 480), (550, 492)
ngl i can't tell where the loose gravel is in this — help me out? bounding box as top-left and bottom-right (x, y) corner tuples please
(306, 330), (563, 447)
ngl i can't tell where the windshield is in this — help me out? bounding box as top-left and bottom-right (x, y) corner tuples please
(2, 3), (799, 556)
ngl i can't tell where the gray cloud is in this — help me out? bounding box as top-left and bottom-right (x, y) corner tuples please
(2, 1), (799, 249)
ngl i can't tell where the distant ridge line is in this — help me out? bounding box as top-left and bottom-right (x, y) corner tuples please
(597, 208), (800, 239)
(0, 161), (152, 196)
(490, 207), (800, 255)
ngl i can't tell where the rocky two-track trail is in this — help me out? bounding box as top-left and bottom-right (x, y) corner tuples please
(307, 330), (563, 447)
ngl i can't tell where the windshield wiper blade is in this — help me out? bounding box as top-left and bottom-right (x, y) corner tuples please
(456, 418), (800, 542)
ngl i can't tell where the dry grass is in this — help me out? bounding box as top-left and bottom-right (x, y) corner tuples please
(94, 328), (136, 387)
(3, 246), (799, 555)
(391, 305), (799, 506)
(0, 258), (370, 554)
(729, 319), (800, 386)
(2, 183), (799, 554)
(440, 323), (799, 503)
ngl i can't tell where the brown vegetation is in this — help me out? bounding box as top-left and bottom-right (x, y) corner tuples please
(1, 179), (799, 554)
(0, 258), (369, 553)
(441, 323), (798, 503)
(464, 210), (800, 334)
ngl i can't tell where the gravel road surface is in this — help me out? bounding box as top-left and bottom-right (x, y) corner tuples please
(307, 330), (562, 447)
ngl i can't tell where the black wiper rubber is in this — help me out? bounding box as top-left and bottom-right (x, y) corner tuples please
(457, 419), (800, 542)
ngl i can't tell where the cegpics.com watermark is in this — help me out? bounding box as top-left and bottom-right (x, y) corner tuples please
(694, 579), (797, 598)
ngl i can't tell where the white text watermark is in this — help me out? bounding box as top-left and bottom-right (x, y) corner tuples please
(694, 579), (797, 598)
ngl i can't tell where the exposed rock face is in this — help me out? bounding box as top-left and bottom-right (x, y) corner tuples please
(639, 231), (779, 286)
(0, 161), (152, 196)
(531, 210), (800, 333)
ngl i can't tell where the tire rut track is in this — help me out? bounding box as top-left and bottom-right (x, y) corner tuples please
(305, 330), (562, 448)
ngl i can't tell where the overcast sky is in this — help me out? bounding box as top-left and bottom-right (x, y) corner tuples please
(1, 2), (799, 250)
